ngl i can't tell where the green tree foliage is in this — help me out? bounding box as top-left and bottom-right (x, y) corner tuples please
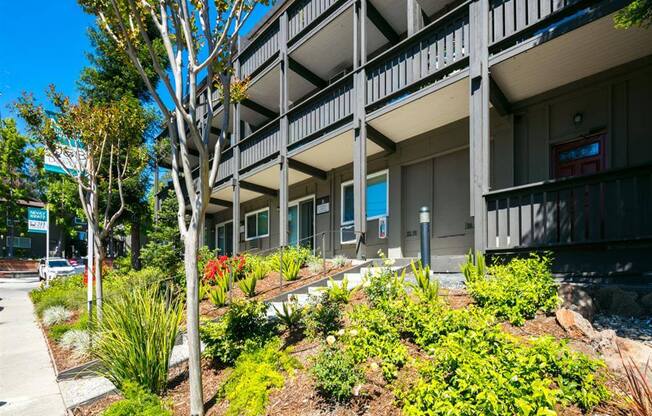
(140, 188), (183, 279)
(615, 0), (652, 28)
(0, 118), (41, 256)
(45, 175), (85, 256)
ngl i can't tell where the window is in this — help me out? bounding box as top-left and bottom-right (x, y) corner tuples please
(340, 170), (388, 244)
(245, 208), (269, 240)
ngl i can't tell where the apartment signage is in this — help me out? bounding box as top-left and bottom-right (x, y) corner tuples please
(316, 196), (330, 215)
(28, 208), (48, 234)
(378, 216), (387, 239)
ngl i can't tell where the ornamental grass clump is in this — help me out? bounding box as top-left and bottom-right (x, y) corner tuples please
(464, 252), (560, 325)
(42, 305), (73, 326)
(60, 329), (92, 358)
(94, 284), (182, 394)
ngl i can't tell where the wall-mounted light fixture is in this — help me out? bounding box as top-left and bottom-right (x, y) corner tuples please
(573, 112), (583, 125)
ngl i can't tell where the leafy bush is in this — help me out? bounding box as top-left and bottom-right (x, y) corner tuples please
(94, 284), (182, 394)
(239, 274), (258, 298)
(30, 275), (86, 317)
(326, 276), (358, 304)
(464, 253), (560, 325)
(397, 330), (609, 415)
(364, 267), (406, 307)
(103, 380), (172, 416)
(303, 293), (343, 339)
(272, 300), (304, 332)
(268, 245), (311, 271)
(60, 329), (92, 358)
(219, 339), (300, 416)
(208, 281), (228, 307)
(282, 258), (302, 282)
(345, 305), (408, 381)
(42, 305), (72, 326)
(312, 346), (364, 402)
(408, 261), (439, 304)
(200, 300), (274, 365)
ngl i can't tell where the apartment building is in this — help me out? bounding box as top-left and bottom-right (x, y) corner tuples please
(158, 0), (652, 275)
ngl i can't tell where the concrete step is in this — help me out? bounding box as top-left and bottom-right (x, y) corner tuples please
(287, 292), (311, 306)
(308, 286), (327, 296)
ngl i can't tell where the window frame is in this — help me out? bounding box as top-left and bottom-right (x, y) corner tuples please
(340, 169), (389, 244)
(244, 207), (270, 241)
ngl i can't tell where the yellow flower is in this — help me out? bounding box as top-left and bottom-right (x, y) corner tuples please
(326, 335), (336, 345)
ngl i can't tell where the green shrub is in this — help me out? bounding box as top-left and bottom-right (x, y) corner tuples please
(198, 282), (209, 301)
(200, 300), (274, 365)
(272, 300), (304, 332)
(397, 330), (609, 415)
(465, 253), (560, 325)
(364, 267), (406, 307)
(303, 293), (343, 339)
(268, 245), (311, 271)
(408, 261), (439, 304)
(326, 276), (358, 304)
(94, 284), (182, 394)
(239, 274), (258, 298)
(460, 249), (487, 283)
(30, 275), (86, 317)
(208, 281), (228, 307)
(220, 339), (300, 416)
(345, 305), (408, 381)
(312, 346), (364, 402)
(103, 380), (172, 416)
(282, 258), (302, 282)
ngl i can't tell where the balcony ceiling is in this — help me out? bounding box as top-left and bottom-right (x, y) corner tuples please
(491, 13), (652, 103)
(290, 130), (384, 171)
(239, 164), (311, 190)
(367, 76), (469, 142)
(370, 0), (407, 35)
(419, 0), (458, 18)
(212, 186), (261, 204)
(246, 63), (281, 114)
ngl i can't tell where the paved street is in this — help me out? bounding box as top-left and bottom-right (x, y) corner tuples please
(0, 277), (66, 416)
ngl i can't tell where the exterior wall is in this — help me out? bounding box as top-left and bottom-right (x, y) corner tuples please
(508, 62), (652, 186)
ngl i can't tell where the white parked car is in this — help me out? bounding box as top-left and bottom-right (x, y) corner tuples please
(38, 258), (77, 281)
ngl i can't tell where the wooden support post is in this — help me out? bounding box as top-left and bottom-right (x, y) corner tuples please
(469, 0), (490, 252)
(407, 0), (424, 36)
(233, 52), (242, 255)
(279, 12), (290, 248)
(353, 0), (368, 259)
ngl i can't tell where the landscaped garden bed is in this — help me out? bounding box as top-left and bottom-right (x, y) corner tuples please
(67, 251), (650, 416)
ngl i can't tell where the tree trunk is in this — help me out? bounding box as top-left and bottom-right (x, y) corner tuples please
(131, 220), (141, 270)
(55, 229), (65, 257)
(185, 222), (204, 416)
(95, 242), (104, 322)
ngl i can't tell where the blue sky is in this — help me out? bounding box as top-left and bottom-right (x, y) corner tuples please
(0, 1), (271, 130)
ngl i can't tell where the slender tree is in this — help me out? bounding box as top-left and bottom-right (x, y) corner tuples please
(77, 2), (266, 412)
(16, 90), (148, 319)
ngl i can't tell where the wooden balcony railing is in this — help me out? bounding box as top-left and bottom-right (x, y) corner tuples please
(485, 164), (652, 250)
(287, 0), (340, 41)
(288, 73), (354, 145)
(240, 23), (280, 79)
(489, 0), (583, 46)
(239, 118), (281, 170)
(217, 147), (235, 182)
(365, 1), (470, 108)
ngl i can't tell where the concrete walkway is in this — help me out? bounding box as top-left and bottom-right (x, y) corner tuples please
(0, 277), (66, 416)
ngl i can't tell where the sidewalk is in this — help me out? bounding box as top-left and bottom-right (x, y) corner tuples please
(0, 277), (67, 416)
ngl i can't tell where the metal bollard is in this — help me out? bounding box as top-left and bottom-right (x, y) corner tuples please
(322, 233), (326, 273)
(419, 206), (431, 269)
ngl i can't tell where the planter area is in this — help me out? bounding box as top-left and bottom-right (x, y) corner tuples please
(55, 251), (651, 416)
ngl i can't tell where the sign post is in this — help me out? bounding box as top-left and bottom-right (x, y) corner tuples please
(28, 207), (50, 285)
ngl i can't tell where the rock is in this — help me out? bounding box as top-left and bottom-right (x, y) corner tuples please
(555, 308), (596, 339)
(600, 335), (652, 376)
(596, 287), (644, 317)
(558, 285), (596, 320)
(640, 292), (652, 313)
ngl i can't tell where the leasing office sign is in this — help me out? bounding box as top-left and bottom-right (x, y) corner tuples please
(28, 208), (48, 234)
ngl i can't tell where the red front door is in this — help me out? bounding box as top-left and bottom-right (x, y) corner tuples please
(552, 133), (606, 179)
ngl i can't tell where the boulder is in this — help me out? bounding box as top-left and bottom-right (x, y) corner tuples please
(640, 292), (652, 313)
(555, 308), (596, 339)
(558, 284), (596, 320)
(596, 287), (643, 317)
